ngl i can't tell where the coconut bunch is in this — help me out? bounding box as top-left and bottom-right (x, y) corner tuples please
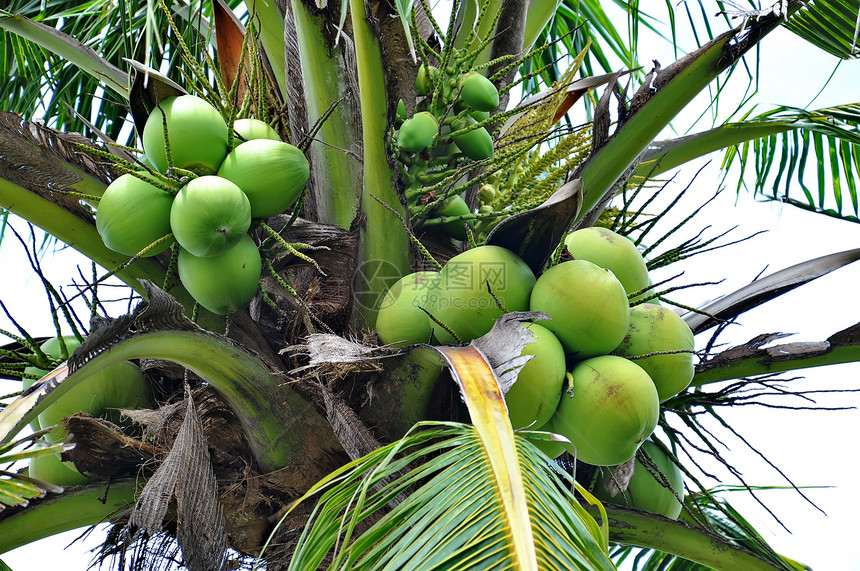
(95, 95), (310, 315)
(375, 228), (695, 510)
(392, 53), (507, 241)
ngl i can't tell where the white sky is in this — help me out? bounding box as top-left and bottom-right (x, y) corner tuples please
(3, 2), (860, 570)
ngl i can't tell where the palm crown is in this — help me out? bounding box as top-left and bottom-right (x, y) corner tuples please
(0, 0), (859, 569)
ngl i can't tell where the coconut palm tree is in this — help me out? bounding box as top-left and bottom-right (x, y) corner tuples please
(1, 0), (859, 569)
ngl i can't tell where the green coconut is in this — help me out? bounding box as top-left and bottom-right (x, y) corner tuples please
(217, 139), (310, 218)
(376, 271), (439, 347)
(232, 118), (281, 143)
(38, 359), (151, 443)
(23, 335), (82, 432)
(429, 195), (471, 240)
(29, 446), (92, 486)
(553, 355), (659, 466)
(504, 323), (566, 429)
(96, 172), (174, 257)
(170, 175), (252, 257)
(427, 245), (536, 345)
(564, 227), (650, 296)
(529, 259), (630, 358)
(177, 233), (262, 315)
(614, 303), (695, 402)
(458, 72), (500, 112)
(452, 117), (494, 161)
(415, 64), (440, 95)
(397, 112), (439, 153)
(142, 95), (229, 175)
(590, 439), (684, 519)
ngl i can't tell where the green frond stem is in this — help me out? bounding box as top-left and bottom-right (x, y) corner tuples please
(0, 480), (140, 554)
(637, 122), (793, 179)
(692, 334), (860, 387)
(349, 0), (410, 327)
(0, 178), (170, 298)
(522, 0), (562, 53)
(0, 12), (128, 97)
(2, 328), (335, 473)
(590, 505), (790, 571)
(577, 32), (736, 218)
(289, 0), (364, 228)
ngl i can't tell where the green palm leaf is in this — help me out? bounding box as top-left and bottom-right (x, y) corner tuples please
(784, 0), (860, 59)
(0, 0), (244, 143)
(641, 103), (860, 223)
(271, 423), (614, 570)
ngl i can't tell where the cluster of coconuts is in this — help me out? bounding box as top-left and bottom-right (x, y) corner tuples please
(395, 62), (501, 240)
(23, 336), (152, 486)
(95, 95), (310, 314)
(376, 226), (694, 514)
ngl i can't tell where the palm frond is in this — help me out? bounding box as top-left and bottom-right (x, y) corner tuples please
(784, 0), (860, 59)
(0, 0), (244, 143)
(683, 247), (860, 334)
(269, 423), (614, 570)
(724, 103), (860, 223)
(640, 103), (860, 224)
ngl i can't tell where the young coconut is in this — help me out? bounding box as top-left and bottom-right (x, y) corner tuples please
(504, 323), (566, 430)
(553, 355), (659, 466)
(231, 118), (281, 144)
(529, 259), (630, 358)
(177, 233), (262, 315)
(23, 335), (82, 432)
(218, 139), (310, 218)
(429, 195), (471, 240)
(451, 117), (494, 161)
(564, 227), (650, 295)
(142, 95), (229, 175)
(427, 245), (536, 345)
(614, 303), (695, 402)
(590, 439), (684, 519)
(29, 446), (92, 486)
(170, 175), (252, 257)
(376, 271), (439, 347)
(96, 172), (174, 257)
(397, 112), (439, 153)
(458, 72), (500, 112)
(415, 64), (440, 95)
